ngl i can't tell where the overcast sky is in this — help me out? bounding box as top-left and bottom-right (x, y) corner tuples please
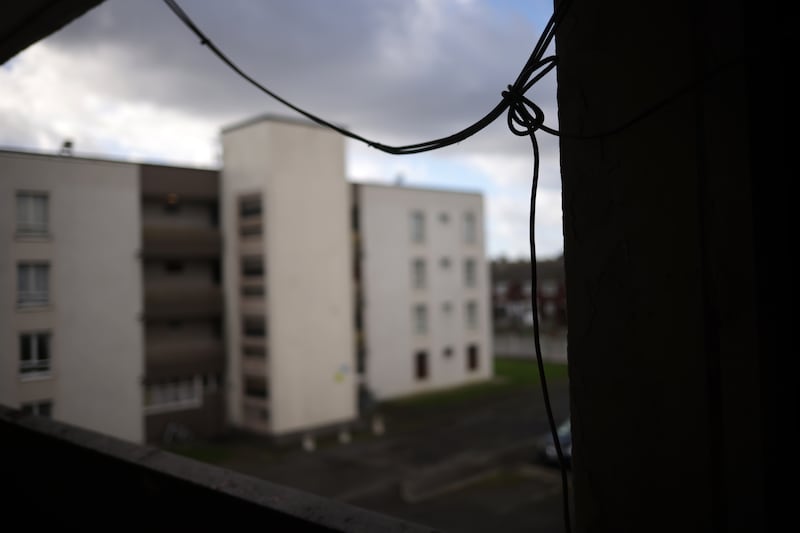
(0, 0), (564, 260)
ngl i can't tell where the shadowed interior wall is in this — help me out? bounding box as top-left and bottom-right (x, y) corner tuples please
(556, 0), (792, 531)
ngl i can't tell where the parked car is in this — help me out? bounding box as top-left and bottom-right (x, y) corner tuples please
(537, 417), (571, 468)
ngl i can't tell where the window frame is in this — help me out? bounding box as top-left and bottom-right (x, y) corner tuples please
(19, 331), (52, 378)
(17, 262), (50, 307)
(466, 300), (479, 330)
(412, 258), (426, 289)
(464, 258), (477, 287)
(413, 304), (428, 335)
(21, 400), (53, 418)
(144, 376), (203, 414)
(463, 211), (477, 245)
(410, 210), (426, 244)
(415, 350), (429, 380)
(16, 191), (49, 237)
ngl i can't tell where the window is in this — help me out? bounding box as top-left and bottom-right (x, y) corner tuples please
(410, 211), (425, 243)
(440, 257), (451, 269)
(17, 263), (49, 306)
(413, 304), (428, 334)
(241, 256), (264, 277)
(415, 351), (429, 380)
(467, 344), (479, 371)
(16, 192), (48, 236)
(412, 258), (426, 289)
(21, 400), (52, 418)
(439, 212), (450, 224)
(239, 195), (262, 219)
(443, 346), (453, 358)
(145, 376), (202, 413)
(464, 258), (477, 287)
(466, 301), (479, 330)
(244, 376), (268, 399)
(20, 332), (51, 377)
(464, 211), (477, 244)
(243, 316), (266, 337)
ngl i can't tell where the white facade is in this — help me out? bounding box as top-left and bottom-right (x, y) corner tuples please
(0, 151), (144, 443)
(222, 116), (356, 436)
(357, 184), (492, 400)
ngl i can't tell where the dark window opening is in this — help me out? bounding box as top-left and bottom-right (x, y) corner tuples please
(443, 346), (453, 358)
(244, 377), (268, 399)
(415, 351), (428, 380)
(241, 256), (264, 277)
(239, 195), (262, 218)
(467, 344), (479, 371)
(211, 261), (221, 285)
(243, 317), (266, 337)
(21, 400), (52, 418)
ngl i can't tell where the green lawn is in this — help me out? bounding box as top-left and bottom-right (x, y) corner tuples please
(167, 442), (233, 464)
(382, 357), (568, 410)
(167, 357), (568, 462)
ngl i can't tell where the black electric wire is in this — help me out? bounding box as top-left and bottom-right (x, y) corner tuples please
(163, 0), (575, 531)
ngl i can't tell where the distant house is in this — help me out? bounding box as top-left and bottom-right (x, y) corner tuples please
(491, 256), (567, 332)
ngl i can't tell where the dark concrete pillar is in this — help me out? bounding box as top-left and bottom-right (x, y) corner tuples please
(555, 1), (793, 531)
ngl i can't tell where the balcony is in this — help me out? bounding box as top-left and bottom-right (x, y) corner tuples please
(142, 226), (221, 259)
(144, 286), (223, 320)
(140, 164), (219, 201)
(242, 354), (268, 378)
(1, 406), (432, 531)
(145, 340), (224, 382)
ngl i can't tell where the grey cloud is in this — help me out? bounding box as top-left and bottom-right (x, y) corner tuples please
(44, 0), (560, 150)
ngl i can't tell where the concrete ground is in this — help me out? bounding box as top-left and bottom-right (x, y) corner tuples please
(169, 365), (572, 533)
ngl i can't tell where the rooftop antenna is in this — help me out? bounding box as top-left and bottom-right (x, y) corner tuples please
(59, 139), (73, 156)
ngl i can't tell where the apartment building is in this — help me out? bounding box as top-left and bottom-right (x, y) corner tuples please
(1, 114), (491, 443)
(1, 152), (145, 442)
(221, 115), (356, 439)
(0, 150), (225, 444)
(353, 184), (492, 400)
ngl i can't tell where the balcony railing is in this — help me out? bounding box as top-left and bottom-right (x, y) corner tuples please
(144, 286), (223, 320)
(141, 226), (222, 259)
(145, 340), (224, 382)
(1, 406), (436, 531)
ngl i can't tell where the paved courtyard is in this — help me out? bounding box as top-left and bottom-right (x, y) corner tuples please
(169, 359), (572, 533)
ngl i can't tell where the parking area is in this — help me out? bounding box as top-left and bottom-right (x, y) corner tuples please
(168, 358), (572, 532)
